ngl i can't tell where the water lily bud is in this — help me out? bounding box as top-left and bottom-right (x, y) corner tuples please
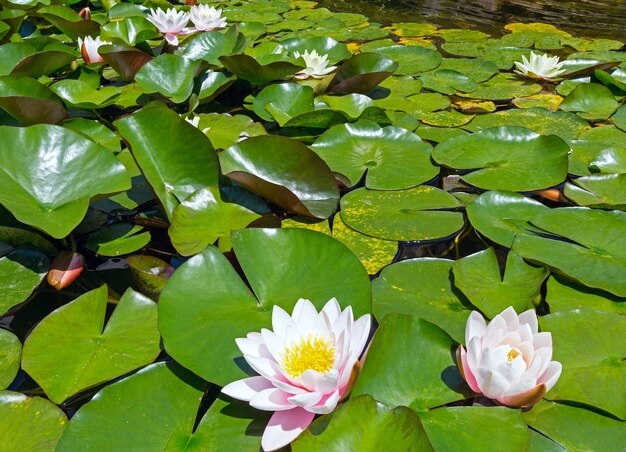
(457, 306), (562, 408)
(78, 7), (91, 20)
(222, 298), (371, 451)
(184, 0), (197, 5)
(77, 36), (110, 64)
(47, 251), (85, 290)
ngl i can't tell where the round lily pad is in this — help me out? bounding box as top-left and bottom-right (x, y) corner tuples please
(0, 329), (20, 390)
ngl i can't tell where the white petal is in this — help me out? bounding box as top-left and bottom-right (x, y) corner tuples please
(477, 368), (510, 399)
(347, 314), (371, 358)
(292, 298), (319, 334)
(499, 307), (519, 331)
(321, 298), (341, 323)
(221, 376), (274, 402)
(313, 369), (339, 394)
(272, 305), (295, 338)
(260, 328), (287, 362)
(533, 332), (552, 350)
(306, 389), (340, 415)
(261, 408), (315, 452)
(250, 387), (294, 411)
(538, 361), (562, 392)
(235, 337), (271, 359)
(518, 309), (539, 333)
(466, 311), (487, 346)
(288, 391), (323, 407)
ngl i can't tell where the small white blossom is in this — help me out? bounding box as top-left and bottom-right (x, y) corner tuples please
(189, 5), (227, 32)
(514, 52), (566, 80)
(147, 7), (190, 46)
(293, 50), (337, 80)
(77, 36), (110, 64)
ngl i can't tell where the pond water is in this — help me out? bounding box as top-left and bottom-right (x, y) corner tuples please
(319, 0), (626, 40)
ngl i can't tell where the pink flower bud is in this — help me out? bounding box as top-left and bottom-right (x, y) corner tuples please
(47, 251), (85, 290)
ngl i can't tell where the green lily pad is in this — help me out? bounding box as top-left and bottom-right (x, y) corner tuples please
(86, 224), (150, 256)
(564, 174), (626, 209)
(219, 135), (339, 219)
(280, 36), (351, 64)
(317, 94), (390, 123)
(50, 79), (120, 109)
(370, 45), (442, 75)
(435, 58), (499, 83)
(0, 124), (129, 238)
(465, 108), (589, 141)
(61, 118), (121, 153)
(415, 125), (469, 143)
(135, 54), (200, 104)
(352, 314), (467, 410)
(169, 186), (267, 256)
(0, 329), (20, 389)
(101, 16), (160, 46)
(310, 120), (438, 189)
(421, 69), (477, 95)
(252, 82), (313, 123)
(465, 190), (549, 247)
(546, 276), (625, 315)
(589, 146), (626, 174)
(559, 83), (619, 121)
(419, 406), (530, 452)
(329, 52), (397, 94)
(611, 104), (626, 133)
(457, 73), (541, 100)
(0, 75), (68, 125)
(56, 362), (209, 451)
(372, 258), (470, 343)
(0, 391), (67, 450)
(0, 43), (76, 78)
(220, 53), (303, 86)
(512, 207), (626, 297)
(0, 248), (49, 315)
(22, 286), (161, 404)
(195, 113), (266, 150)
(38, 5), (100, 40)
(421, 110), (475, 127)
(331, 214), (397, 276)
(567, 140), (614, 176)
(539, 310), (626, 419)
(453, 248), (548, 319)
(126, 255), (173, 300)
(524, 401), (626, 451)
(159, 228), (371, 385)
(115, 105), (219, 221)
(293, 395), (432, 451)
(178, 26), (246, 65)
(340, 186), (464, 242)
(433, 126), (569, 191)
(577, 124), (626, 146)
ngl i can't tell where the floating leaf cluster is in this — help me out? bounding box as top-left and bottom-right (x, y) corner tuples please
(0, 0), (624, 449)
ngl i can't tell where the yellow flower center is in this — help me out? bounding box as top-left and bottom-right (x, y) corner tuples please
(507, 347), (521, 362)
(282, 334), (336, 378)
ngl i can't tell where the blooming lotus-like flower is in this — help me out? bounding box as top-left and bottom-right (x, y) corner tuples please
(146, 7), (190, 46)
(457, 306), (562, 408)
(514, 52), (566, 80)
(77, 36), (110, 64)
(222, 298), (371, 451)
(189, 5), (227, 31)
(293, 50), (337, 79)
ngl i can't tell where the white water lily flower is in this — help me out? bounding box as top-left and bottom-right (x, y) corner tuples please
(147, 7), (190, 46)
(189, 5), (227, 31)
(222, 298), (371, 451)
(514, 52), (566, 80)
(293, 50), (337, 79)
(77, 36), (110, 64)
(457, 306), (562, 408)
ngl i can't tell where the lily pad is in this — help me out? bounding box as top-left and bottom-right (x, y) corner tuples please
(564, 174), (626, 209)
(195, 113), (266, 150)
(546, 276), (625, 315)
(370, 45), (442, 75)
(135, 54), (200, 104)
(115, 105), (219, 221)
(589, 146), (626, 174)
(340, 186), (464, 242)
(310, 120), (438, 189)
(86, 223), (150, 256)
(22, 286), (161, 404)
(38, 6), (100, 40)
(465, 190), (549, 247)
(512, 207), (626, 297)
(220, 53), (303, 86)
(458, 73), (541, 100)
(559, 83), (619, 121)
(372, 258), (471, 343)
(293, 395), (432, 451)
(0, 391), (67, 450)
(100, 16), (160, 46)
(329, 52), (397, 94)
(99, 44), (152, 82)
(421, 69), (477, 95)
(219, 135), (339, 219)
(352, 314), (467, 410)
(0, 329), (20, 389)
(177, 26), (246, 65)
(0, 75), (68, 125)
(158, 228), (371, 385)
(0, 248), (48, 315)
(0, 124), (129, 238)
(433, 126), (569, 191)
(280, 36), (351, 64)
(453, 248), (549, 318)
(50, 79), (120, 109)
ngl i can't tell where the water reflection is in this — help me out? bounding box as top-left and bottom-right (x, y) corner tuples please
(318, 0), (626, 39)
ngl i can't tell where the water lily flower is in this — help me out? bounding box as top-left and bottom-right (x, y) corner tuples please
(293, 50), (337, 79)
(457, 306), (562, 408)
(222, 298), (371, 451)
(77, 36), (110, 64)
(47, 251), (85, 290)
(189, 5), (227, 31)
(146, 7), (190, 46)
(514, 52), (566, 80)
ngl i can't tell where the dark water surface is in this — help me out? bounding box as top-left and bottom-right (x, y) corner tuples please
(319, 0), (626, 40)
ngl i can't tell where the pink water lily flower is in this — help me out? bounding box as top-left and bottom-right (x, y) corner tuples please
(222, 298), (371, 451)
(77, 36), (110, 64)
(146, 7), (190, 46)
(189, 5), (227, 31)
(457, 306), (562, 408)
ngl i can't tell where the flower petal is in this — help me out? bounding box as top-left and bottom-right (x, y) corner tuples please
(465, 311), (487, 346)
(538, 361), (562, 392)
(221, 376), (274, 402)
(261, 408), (315, 452)
(250, 388), (294, 411)
(272, 305), (295, 338)
(458, 345), (481, 393)
(518, 309), (539, 334)
(288, 391), (323, 407)
(321, 298), (341, 323)
(497, 384), (546, 408)
(306, 389), (340, 414)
